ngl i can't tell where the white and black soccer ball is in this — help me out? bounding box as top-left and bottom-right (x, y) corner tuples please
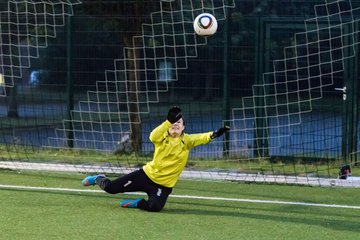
(193, 13), (218, 36)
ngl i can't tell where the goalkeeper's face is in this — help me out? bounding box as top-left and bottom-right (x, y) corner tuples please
(169, 118), (185, 138)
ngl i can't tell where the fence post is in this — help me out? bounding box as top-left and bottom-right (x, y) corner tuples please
(66, 16), (74, 148)
(349, 21), (359, 165)
(222, 6), (232, 157)
(342, 22), (359, 164)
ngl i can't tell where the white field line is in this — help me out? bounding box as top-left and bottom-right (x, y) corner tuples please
(1, 184), (360, 210)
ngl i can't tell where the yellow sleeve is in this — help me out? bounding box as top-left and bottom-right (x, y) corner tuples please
(149, 120), (172, 143)
(184, 132), (213, 149)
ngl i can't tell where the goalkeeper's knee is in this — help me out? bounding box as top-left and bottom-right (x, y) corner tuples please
(145, 201), (166, 212)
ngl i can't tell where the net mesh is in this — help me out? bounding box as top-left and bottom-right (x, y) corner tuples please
(0, 0), (81, 96)
(1, 0), (360, 187)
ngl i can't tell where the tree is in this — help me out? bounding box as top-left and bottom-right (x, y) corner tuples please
(83, 0), (160, 152)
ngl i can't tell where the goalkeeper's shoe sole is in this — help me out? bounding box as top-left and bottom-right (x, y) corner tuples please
(120, 198), (144, 208)
(82, 174), (105, 186)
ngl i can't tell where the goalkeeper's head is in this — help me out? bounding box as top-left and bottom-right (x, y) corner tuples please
(169, 117), (185, 138)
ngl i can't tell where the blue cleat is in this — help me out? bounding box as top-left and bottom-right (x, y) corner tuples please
(82, 174), (105, 186)
(120, 198), (144, 208)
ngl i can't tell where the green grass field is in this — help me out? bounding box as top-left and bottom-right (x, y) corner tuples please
(1, 170), (360, 240)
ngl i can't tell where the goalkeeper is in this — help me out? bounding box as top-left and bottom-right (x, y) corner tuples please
(82, 106), (230, 212)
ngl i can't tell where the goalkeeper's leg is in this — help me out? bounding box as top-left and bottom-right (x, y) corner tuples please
(94, 169), (145, 193)
(121, 185), (172, 212)
(137, 187), (172, 212)
(86, 169), (173, 212)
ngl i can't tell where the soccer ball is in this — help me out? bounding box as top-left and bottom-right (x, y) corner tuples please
(193, 13), (218, 36)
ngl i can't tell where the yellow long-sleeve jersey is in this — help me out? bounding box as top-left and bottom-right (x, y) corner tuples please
(143, 120), (213, 188)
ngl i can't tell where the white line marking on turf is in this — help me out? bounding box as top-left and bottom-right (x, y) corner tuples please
(1, 184), (359, 210)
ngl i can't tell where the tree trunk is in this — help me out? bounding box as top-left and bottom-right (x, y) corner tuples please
(125, 38), (142, 153)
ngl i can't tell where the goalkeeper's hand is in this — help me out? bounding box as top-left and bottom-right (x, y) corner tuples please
(211, 126), (230, 139)
(167, 106), (182, 124)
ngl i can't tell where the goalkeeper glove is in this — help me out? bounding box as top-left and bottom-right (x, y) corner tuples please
(167, 106), (182, 124)
(211, 126), (230, 139)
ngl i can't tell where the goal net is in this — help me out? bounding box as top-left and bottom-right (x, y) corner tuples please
(0, 0), (81, 96)
(0, 0), (359, 187)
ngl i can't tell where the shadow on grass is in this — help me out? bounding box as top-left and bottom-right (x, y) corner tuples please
(167, 198), (360, 217)
(163, 200), (360, 233)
